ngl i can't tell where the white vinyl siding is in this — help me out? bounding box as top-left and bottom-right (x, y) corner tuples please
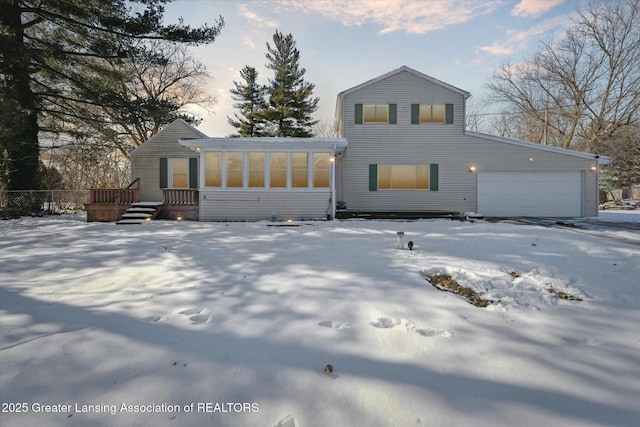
(130, 120), (203, 201)
(335, 69), (598, 217)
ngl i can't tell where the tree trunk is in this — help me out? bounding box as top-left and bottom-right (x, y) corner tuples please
(2, 1), (40, 192)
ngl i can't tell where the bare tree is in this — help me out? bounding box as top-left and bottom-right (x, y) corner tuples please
(486, 0), (640, 153)
(47, 41), (215, 160)
(312, 120), (338, 138)
(600, 124), (640, 194)
(465, 98), (486, 133)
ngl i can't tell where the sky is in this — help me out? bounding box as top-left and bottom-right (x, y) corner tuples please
(163, 0), (595, 137)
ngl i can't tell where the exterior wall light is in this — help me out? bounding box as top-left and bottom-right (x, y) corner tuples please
(528, 157), (534, 162)
(590, 165), (597, 173)
(468, 165), (476, 173)
(177, 216), (182, 222)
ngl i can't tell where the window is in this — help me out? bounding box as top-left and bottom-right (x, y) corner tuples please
(226, 152), (243, 188)
(377, 165), (430, 190)
(412, 104), (454, 124)
(313, 153), (330, 188)
(292, 153), (308, 188)
(248, 152), (265, 188)
(355, 104), (397, 124)
(171, 159), (188, 188)
(364, 104), (388, 123)
(270, 152), (287, 188)
(205, 152), (222, 187)
(419, 105), (445, 123)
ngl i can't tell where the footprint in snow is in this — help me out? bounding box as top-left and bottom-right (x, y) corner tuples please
(318, 320), (352, 329)
(371, 317), (401, 329)
(406, 321), (452, 338)
(178, 308), (210, 325)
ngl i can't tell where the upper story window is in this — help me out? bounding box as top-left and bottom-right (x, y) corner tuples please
(355, 104), (397, 124)
(412, 103), (454, 124)
(364, 104), (388, 123)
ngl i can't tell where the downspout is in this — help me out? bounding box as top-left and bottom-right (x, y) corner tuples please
(595, 154), (600, 217)
(331, 146), (336, 220)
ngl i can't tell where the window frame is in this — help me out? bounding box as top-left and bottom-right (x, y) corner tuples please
(169, 158), (189, 188)
(377, 164), (430, 190)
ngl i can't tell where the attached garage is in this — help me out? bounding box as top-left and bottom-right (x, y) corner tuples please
(477, 171), (584, 217)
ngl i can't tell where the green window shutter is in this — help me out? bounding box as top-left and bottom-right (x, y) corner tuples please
(355, 104), (363, 124)
(188, 158), (198, 189)
(430, 164), (439, 191)
(369, 164), (378, 191)
(445, 104), (454, 124)
(388, 104), (397, 124)
(159, 158), (168, 188)
(411, 104), (420, 124)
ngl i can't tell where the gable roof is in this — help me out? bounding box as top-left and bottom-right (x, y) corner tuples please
(128, 119), (208, 156)
(334, 65), (471, 133)
(466, 131), (611, 164)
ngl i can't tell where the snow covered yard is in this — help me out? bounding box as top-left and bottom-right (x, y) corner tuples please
(1, 213), (639, 427)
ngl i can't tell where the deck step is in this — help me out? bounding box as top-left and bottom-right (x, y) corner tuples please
(126, 207), (157, 213)
(116, 201), (162, 224)
(116, 219), (145, 224)
(121, 212), (153, 219)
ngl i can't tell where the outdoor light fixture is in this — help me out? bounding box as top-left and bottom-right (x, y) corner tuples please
(177, 216), (182, 222)
(468, 165), (476, 173)
(196, 146), (201, 152)
(145, 217), (151, 222)
(528, 157), (534, 162)
(329, 156), (335, 162)
(590, 165), (597, 173)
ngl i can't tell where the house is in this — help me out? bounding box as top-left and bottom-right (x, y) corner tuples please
(88, 66), (606, 222)
(334, 66), (605, 218)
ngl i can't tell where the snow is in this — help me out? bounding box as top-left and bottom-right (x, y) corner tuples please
(1, 212), (639, 427)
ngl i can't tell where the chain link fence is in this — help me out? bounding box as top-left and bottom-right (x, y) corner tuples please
(1, 190), (89, 219)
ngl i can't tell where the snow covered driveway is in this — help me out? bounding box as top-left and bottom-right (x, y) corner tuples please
(1, 214), (639, 426)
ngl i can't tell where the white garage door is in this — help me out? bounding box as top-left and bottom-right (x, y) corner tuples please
(477, 171), (583, 217)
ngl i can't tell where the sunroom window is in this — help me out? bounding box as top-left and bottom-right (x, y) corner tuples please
(269, 152), (287, 188)
(291, 153), (308, 188)
(226, 152), (243, 188)
(205, 152), (222, 187)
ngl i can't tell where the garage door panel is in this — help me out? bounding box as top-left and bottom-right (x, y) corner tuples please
(477, 171), (582, 217)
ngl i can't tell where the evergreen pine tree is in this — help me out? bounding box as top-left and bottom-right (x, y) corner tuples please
(263, 31), (319, 137)
(227, 66), (268, 137)
(0, 0), (223, 196)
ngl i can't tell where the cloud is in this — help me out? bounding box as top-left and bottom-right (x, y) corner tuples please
(278, 0), (501, 34)
(241, 35), (257, 49)
(238, 3), (279, 28)
(479, 13), (572, 55)
(511, 0), (565, 18)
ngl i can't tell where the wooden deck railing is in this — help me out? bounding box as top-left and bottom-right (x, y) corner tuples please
(89, 188), (140, 204)
(163, 189), (199, 205)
